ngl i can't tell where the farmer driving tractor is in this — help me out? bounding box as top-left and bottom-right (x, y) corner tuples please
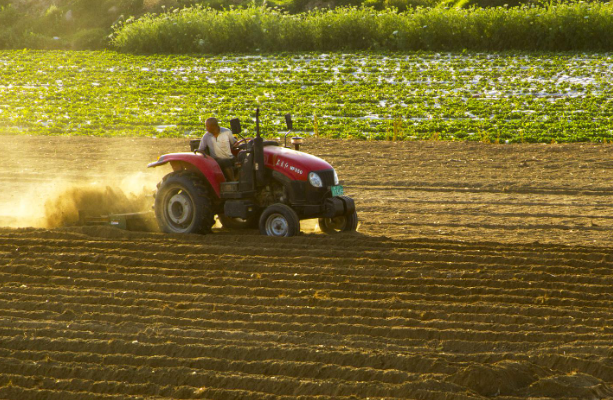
(149, 109), (358, 237)
(198, 117), (237, 180)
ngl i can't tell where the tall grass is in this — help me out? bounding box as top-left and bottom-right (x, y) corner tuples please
(112, 2), (613, 53)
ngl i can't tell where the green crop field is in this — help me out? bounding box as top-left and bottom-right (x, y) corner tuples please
(0, 50), (611, 142)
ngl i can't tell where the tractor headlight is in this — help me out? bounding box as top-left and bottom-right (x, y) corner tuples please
(333, 170), (339, 185)
(308, 172), (323, 188)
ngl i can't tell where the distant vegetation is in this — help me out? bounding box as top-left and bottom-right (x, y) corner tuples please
(0, 0), (609, 51)
(113, 3), (613, 53)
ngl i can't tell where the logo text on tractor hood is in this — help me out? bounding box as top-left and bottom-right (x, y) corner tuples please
(276, 158), (304, 175)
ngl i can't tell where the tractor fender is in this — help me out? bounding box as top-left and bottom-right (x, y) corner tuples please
(148, 152), (225, 198)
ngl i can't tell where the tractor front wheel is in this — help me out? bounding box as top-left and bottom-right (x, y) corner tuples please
(259, 204), (300, 237)
(155, 171), (215, 234)
(318, 211), (358, 234)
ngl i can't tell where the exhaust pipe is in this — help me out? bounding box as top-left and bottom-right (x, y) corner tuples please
(253, 108), (265, 187)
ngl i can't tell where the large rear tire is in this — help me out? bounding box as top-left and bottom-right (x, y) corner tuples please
(318, 211), (358, 234)
(259, 204), (300, 237)
(155, 171), (215, 234)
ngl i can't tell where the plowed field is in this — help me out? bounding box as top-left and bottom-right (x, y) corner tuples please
(2, 135), (613, 399)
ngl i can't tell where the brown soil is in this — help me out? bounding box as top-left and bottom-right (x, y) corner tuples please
(1, 135), (613, 399)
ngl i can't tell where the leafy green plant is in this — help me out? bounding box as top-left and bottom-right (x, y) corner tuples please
(0, 50), (612, 143)
(113, 3), (613, 53)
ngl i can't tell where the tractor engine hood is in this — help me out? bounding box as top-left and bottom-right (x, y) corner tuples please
(264, 146), (332, 181)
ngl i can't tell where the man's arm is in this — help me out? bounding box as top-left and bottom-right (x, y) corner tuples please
(226, 128), (237, 146)
(198, 133), (209, 153)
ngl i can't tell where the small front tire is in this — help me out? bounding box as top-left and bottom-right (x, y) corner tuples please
(318, 211), (358, 234)
(259, 204), (300, 237)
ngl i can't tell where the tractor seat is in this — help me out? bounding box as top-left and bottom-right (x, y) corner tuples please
(189, 139), (201, 152)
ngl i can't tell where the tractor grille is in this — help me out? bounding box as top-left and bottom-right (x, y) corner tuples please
(316, 169), (336, 187)
(289, 169), (337, 207)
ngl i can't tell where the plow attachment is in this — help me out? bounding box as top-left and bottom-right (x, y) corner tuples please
(78, 210), (156, 232)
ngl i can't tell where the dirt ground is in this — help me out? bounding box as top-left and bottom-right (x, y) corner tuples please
(1, 135), (613, 399)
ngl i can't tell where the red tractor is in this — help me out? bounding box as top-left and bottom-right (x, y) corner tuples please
(148, 109), (357, 237)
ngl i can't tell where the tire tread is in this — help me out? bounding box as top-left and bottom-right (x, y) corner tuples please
(154, 171), (215, 234)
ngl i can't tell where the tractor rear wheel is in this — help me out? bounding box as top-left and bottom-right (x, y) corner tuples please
(259, 204), (300, 237)
(318, 211), (358, 234)
(155, 171), (215, 234)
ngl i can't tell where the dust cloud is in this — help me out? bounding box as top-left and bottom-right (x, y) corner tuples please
(43, 181), (153, 228)
(0, 133), (173, 230)
(0, 173), (159, 229)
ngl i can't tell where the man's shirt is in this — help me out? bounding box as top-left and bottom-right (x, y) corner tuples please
(198, 127), (236, 159)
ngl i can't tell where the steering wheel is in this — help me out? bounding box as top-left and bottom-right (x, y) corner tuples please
(233, 138), (250, 148)
(231, 138), (252, 156)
